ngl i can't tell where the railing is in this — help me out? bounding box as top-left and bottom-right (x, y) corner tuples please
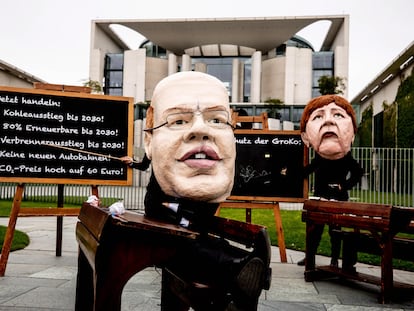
(0, 170), (151, 210)
(1, 147), (413, 209)
(308, 148), (414, 207)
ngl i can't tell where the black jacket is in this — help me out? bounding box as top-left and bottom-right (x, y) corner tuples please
(305, 152), (363, 201)
(144, 173), (218, 229)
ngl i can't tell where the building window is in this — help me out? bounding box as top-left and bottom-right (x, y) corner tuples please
(312, 51), (334, 97)
(139, 40), (167, 58)
(104, 53), (124, 95)
(192, 57), (251, 102)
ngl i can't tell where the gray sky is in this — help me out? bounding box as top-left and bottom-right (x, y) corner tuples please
(1, 0), (413, 99)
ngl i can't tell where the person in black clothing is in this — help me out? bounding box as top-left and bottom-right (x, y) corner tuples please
(142, 71), (267, 310)
(121, 153), (151, 171)
(304, 152), (363, 202)
(297, 94), (363, 267)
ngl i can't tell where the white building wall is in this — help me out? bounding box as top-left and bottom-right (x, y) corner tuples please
(89, 49), (105, 84)
(168, 53), (178, 75)
(330, 16), (349, 98)
(261, 57), (286, 102)
(0, 72), (35, 88)
(181, 54), (192, 71)
(123, 49), (146, 101)
(144, 57), (169, 102)
(364, 63), (414, 117)
(250, 51), (262, 103)
(292, 48), (312, 104)
(232, 59), (241, 103)
(284, 46), (312, 105)
(334, 45), (349, 98)
(371, 78), (400, 116)
(90, 23), (124, 51)
(89, 22), (126, 88)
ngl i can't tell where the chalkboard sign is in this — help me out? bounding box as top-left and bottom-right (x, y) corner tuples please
(0, 86), (134, 185)
(230, 130), (308, 202)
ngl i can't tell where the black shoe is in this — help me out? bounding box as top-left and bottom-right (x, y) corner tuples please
(297, 257), (306, 266)
(342, 265), (357, 274)
(230, 257), (265, 310)
(225, 301), (241, 311)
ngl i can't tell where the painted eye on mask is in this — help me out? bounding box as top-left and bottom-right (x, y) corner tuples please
(311, 114), (323, 121)
(333, 113), (345, 119)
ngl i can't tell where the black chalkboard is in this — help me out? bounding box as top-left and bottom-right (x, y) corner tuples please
(230, 130), (308, 202)
(0, 86), (134, 185)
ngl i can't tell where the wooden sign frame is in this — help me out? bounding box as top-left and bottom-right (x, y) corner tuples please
(218, 128), (308, 263)
(229, 129), (309, 203)
(0, 86), (134, 185)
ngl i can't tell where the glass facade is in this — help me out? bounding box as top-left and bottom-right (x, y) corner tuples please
(192, 57), (251, 102)
(140, 40), (167, 58)
(230, 104), (305, 129)
(103, 37), (334, 129)
(312, 51), (334, 97)
(104, 53), (124, 96)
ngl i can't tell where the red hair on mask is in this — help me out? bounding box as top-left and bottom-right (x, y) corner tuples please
(300, 95), (357, 133)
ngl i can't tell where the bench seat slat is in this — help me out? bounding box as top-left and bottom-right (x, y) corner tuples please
(302, 211), (390, 231)
(304, 200), (392, 218)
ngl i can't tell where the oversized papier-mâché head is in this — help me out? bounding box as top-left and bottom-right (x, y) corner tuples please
(300, 95), (357, 160)
(144, 71), (236, 202)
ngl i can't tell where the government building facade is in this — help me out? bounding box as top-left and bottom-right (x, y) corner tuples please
(88, 16), (349, 130)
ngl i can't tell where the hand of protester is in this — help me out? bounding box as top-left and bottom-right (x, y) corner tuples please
(120, 156), (134, 166)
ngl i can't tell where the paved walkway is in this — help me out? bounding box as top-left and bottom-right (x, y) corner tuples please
(0, 216), (413, 310)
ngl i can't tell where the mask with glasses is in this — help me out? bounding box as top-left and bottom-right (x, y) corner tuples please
(145, 109), (234, 132)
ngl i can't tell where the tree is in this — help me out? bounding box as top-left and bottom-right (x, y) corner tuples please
(82, 79), (103, 94)
(264, 98), (284, 119)
(382, 102), (397, 148)
(395, 70), (414, 147)
(318, 75), (346, 95)
(357, 103), (372, 147)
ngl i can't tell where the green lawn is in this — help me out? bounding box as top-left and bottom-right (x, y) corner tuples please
(0, 199), (80, 251)
(1, 200), (413, 272)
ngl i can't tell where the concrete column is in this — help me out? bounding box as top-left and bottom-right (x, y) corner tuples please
(181, 54), (192, 71)
(232, 59), (240, 103)
(168, 53), (177, 75)
(250, 51), (262, 103)
(89, 48), (105, 85)
(238, 61), (245, 102)
(123, 49), (146, 101)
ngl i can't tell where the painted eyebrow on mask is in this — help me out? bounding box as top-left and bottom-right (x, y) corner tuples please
(161, 105), (228, 116)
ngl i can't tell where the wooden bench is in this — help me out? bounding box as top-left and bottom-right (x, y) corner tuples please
(75, 203), (272, 310)
(301, 199), (414, 304)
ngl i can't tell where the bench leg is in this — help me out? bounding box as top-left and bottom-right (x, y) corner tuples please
(75, 249), (94, 311)
(304, 223), (324, 280)
(379, 237), (393, 304)
(161, 269), (190, 311)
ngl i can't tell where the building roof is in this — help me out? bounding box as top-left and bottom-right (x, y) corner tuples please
(93, 16), (347, 55)
(0, 59), (46, 84)
(352, 41), (414, 105)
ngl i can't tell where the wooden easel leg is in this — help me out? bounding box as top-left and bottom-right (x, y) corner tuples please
(56, 184), (65, 256)
(246, 208), (252, 223)
(0, 183), (25, 276)
(214, 207), (221, 216)
(273, 203), (287, 263)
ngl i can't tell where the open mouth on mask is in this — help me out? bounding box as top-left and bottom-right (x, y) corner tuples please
(322, 131), (338, 139)
(180, 147), (220, 161)
(189, 152), (211, 160)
